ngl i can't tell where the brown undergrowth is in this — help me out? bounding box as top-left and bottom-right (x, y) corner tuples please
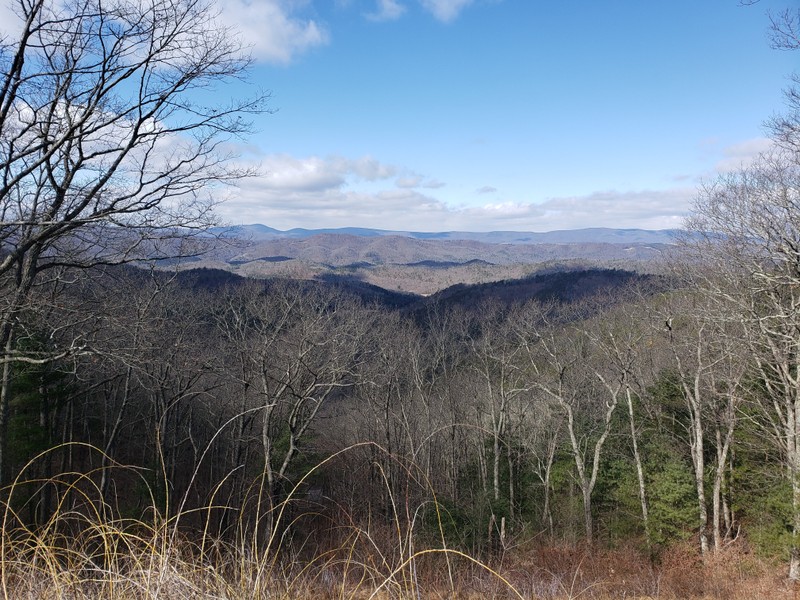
(0, 445), (793, 599)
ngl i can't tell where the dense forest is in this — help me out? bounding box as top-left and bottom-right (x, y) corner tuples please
(1, 0), (799, 597)
(0, 254), (798, 597)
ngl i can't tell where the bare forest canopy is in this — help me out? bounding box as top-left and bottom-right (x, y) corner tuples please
(0, 259), (788, 556)
(182, 227), (673, 294)
(1, 0), (800, 596)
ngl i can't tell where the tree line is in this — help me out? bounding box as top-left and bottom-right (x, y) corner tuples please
(0, 263), (794, 567)
(1, 0), (799, 581)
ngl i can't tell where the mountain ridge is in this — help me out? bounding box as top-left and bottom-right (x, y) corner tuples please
(211, 224), (681, 245)
(186, 226), (678, 295)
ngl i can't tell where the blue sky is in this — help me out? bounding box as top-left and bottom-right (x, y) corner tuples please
(116, 1), (800, 231)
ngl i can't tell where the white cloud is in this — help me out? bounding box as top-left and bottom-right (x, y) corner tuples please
(352, 0), (482, 23)
(246, 154), (397, 193)
(671, 137), (778, 186)
(535, 189), (694, 230)
(396, 175), (423, 188)
(217, 0), (329, 64)
(220, 182), (451, 230)
(257, 155), (345, 192)
(713, 137), (775, 174)
(395, 175), (445, 189)
(330, 156), (397, 181)
(0, 3), (22, 38)
(423, 179), (446, 189)
(477, 186), (497, 194)
(220, 154), (695, 231)
(367, 0), (406, 21)
(419, 0), (474, 22)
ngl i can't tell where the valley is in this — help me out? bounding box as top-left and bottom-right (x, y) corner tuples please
(185, 225), (674, 294)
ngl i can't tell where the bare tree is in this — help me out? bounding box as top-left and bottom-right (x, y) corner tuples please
(216, 281), (370, 534)
(650, 286), (746, 556)
(760, 5), (800, 150)
(520, 303), (619, 545)
(581, 298), (658, 547)
(507, 301), (563, 537)
(467, 303), (531, 544)
(0, 0), (264, 479)
(683, 148), (800, 576)
(337, 311), (418, 519)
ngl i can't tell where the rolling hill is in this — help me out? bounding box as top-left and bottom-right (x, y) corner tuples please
(183, 226), (677, 295)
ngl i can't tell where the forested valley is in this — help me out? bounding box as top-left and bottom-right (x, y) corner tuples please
(1, 0), (800, 596)
(2, 252), (800, 599)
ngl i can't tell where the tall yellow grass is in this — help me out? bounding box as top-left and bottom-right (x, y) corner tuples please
(0, 443), (793, 599)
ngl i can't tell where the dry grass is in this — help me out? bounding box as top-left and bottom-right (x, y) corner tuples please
(0, 446), (794, 599)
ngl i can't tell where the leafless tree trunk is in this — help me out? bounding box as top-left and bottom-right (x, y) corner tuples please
(469, 305), (529, 524)
(682, 147), (800, 576)
(0, 0), (265, 482)
(519, 302), (618, 545)
(583, 300), (656, 546)
(216, 281), (370, 539)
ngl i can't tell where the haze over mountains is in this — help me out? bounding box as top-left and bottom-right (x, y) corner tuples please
(189, 225), (678, 295)
(211, 224), (680, 245)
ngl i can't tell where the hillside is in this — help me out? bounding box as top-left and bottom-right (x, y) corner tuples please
(186, 227), (673, 294)
(175, 265), (654, 316)
(211, 224), (680, 245)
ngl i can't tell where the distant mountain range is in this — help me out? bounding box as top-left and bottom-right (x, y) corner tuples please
(187, 225), (681, 295)
(209, 225), (682, 246)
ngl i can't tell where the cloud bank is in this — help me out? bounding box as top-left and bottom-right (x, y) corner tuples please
(219, 153), (695, 232)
